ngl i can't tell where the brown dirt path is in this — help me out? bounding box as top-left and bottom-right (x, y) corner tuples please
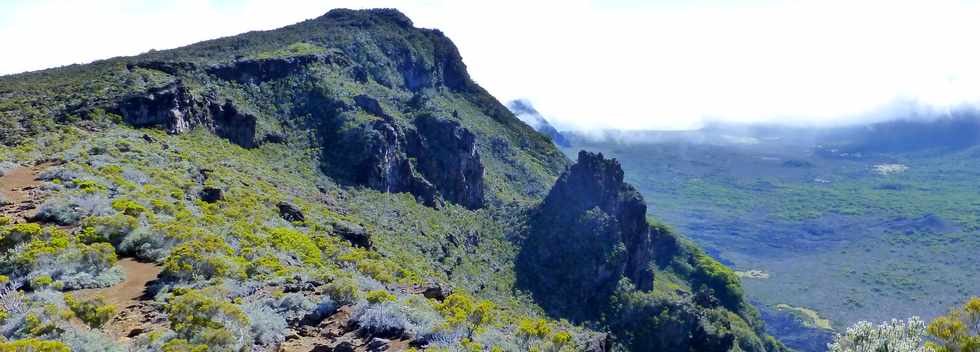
(0, 165), (46, 221)
(77, 258), (162, 307)
(76, 258), (165, 341)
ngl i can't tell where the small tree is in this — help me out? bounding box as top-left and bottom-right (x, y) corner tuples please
(436, 293), (495, 339)
(828, 317), (927, 352)
(927, 297), (980, 352)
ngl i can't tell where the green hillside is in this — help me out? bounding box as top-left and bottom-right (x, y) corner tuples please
(0, 8), (784, 352)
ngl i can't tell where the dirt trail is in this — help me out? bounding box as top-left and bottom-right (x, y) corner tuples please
(77, 258), (165, 341)
(0, 165), (46, 221)
(78, 258), (162, 306)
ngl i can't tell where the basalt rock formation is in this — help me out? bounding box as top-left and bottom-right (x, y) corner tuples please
(113, 82), (259, 148)
(518, 151), (654, 320)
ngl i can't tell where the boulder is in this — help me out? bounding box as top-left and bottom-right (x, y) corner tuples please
(420, 283), (451, 301)
(333, 221), (372, 248)
(199, 187), (223, 203)
(277, 202), (305, 222)
(366, 338), (390, 351)
(332, 342), (355, 352)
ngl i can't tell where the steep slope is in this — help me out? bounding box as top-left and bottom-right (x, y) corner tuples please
(0, 8), (779, 351)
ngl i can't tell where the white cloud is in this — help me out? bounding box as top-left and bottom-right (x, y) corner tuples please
(3, 0), (980, 130)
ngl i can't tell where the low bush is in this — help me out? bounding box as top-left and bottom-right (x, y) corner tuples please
(58, 327), (123, 352)
(927, 296), (980, 352)
(79, 214), (137, 245)
(266, 293), (315, 321)
(266, 227), (322, 267)
(110, 199), (146, 217)
(165, 289), (249, 351)
(242, 302), (287, 347)
(33, 195), (113, 226)
(161, 235), (245, 281)
(351, 300), (412, 338)
(64, 294), (115, 328)
(436, 293), (496, 340)
(6, 231), (121, 291)
(829, 317), (926, 352)
(117, 227), (177, 262)
(0, 338), (69, 352)
(323, 276), (360, 306)
(366, 290), (396, 304)
(0, 223), (43, 248)
(36, 168), (80, 183)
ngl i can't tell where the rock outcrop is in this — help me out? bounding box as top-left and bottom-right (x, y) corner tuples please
(325, 115), (485, 210)
(518, 151), (653, 320)
(113, 82), (258, 148)
(409, 115), (485, 209)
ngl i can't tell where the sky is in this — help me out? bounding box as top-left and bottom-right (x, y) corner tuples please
(2, 0), (980, 130)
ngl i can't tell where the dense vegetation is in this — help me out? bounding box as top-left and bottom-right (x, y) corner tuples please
(0, 8), (780, 351)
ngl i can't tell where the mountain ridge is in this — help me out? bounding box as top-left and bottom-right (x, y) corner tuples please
(0, 8), (783, 352)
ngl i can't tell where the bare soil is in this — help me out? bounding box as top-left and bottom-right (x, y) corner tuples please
(76, 258), (165, 341)
(0, 165), (46, 221)
(77, 258), (161, 306)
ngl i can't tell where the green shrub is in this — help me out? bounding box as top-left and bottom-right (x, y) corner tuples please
(162, 235), (245, 281)
(324, 276), (360, 305)
(166, 289), (249, 351)
(29, 275), (54, 289)
(71, 179), (101, 193)
(64, 293), (116, 328)
(266, 227), (322, 266)
(110, 198), (146, 216)
(436, 293), (496, 339)
(366, 290), (396, 304)
(1, 223), (43, 248)
(0, 338), (70, 352)
(927, 297), (980, 352)
(691, 252), (743, 310)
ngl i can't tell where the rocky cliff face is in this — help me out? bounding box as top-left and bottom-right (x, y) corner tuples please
(113, 81), (259, 148)
(329, 114), (485, 209)
(518, 151), (654, 320)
